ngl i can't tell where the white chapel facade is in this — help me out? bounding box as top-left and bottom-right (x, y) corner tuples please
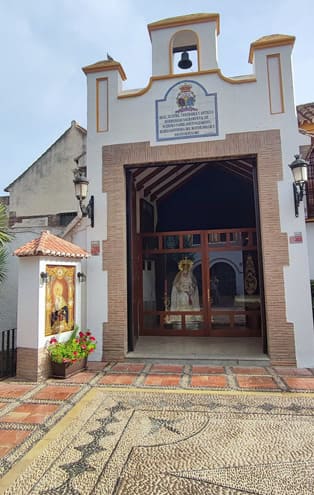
(81, 13), (314, 367)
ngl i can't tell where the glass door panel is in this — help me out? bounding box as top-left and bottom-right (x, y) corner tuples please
(209, 248), (261, 336)
(139, 229), (260, 337)
(142, 252), (205, 334)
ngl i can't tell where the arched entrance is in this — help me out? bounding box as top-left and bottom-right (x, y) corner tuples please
(127, 157), (263, 341)
(102, 132), (298, 364)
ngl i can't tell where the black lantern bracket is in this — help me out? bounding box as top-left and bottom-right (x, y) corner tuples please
(292, 181), (306, 217)
(79, 195), (94, 227)
(288, 154), (309, 217)
(40, 272), (50, 284)
(77, 271), (86, 283)
(73, 172), (95, 227)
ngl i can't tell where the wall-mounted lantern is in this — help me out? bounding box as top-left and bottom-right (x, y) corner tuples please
(77, 272), (86, 283)
(40, 272), (49, 284)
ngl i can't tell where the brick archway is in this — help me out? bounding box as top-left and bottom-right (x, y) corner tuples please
(102, 131), (296, 366)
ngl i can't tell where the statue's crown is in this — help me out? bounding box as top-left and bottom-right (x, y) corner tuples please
(178, 257), (193, 271)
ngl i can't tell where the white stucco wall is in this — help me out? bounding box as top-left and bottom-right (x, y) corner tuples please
(83, 17), (314, 365)
(63, 213), (104, 361)
(64, 217), (88, 332)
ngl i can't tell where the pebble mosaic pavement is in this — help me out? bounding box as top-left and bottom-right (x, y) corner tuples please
(0, 362), (314, 494)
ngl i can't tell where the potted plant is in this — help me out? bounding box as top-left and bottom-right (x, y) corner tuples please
(47, 326), (96, 378)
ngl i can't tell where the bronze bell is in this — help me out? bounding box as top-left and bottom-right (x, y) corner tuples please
(178, 51), (192, 69)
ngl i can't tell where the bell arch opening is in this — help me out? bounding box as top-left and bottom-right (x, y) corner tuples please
(170, 29), (199, 74)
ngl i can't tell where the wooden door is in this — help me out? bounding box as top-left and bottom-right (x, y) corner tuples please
(138, 229), (261, 337)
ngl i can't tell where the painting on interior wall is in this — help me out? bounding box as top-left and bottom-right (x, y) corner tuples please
(45, 265), (76, 336)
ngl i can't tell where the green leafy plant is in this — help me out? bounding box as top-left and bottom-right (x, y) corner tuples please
(47, 326), (96, 364)
(0, 202), (13, 284)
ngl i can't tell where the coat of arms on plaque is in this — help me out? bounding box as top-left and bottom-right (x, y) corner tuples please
(176, 84), (197, 112)
(156, 80), (218, 141)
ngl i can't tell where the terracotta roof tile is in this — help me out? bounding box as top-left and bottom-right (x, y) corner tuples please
(14, 231), (89, 258)
(297, 102), (314, 125)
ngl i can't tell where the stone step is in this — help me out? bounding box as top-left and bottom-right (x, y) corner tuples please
(125, 353), (270, 367)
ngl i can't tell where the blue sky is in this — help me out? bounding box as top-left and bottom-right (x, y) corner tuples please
(1, 0), (313, 193)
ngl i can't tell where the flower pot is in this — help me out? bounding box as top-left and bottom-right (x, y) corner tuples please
(50, 357), (87, 379)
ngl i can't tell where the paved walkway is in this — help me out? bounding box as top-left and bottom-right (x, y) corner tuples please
(0, 362), (314, 493)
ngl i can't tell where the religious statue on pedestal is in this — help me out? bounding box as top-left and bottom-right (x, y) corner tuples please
(168, 258), (200, 328)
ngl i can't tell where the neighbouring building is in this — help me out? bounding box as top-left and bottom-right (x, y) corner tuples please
(0, 121), (87, 331)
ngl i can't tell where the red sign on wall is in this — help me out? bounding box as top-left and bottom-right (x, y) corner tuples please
(289, 232), (303, 244)
(91, 241), (100, 255)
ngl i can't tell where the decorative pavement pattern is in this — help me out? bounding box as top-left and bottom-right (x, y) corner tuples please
(0, 362), (314, 494)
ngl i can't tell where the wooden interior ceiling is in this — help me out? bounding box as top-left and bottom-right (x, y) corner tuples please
(130, 158), (255, 201)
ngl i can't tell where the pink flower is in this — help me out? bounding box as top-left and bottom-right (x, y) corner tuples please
(90, 336), (96, 341)
(89, 348), (95, 353)
(79, 332), (84, 337)
(50, 337), (58, 344)
(86, 331), (91, 336)
(81, 345), (86, 350)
